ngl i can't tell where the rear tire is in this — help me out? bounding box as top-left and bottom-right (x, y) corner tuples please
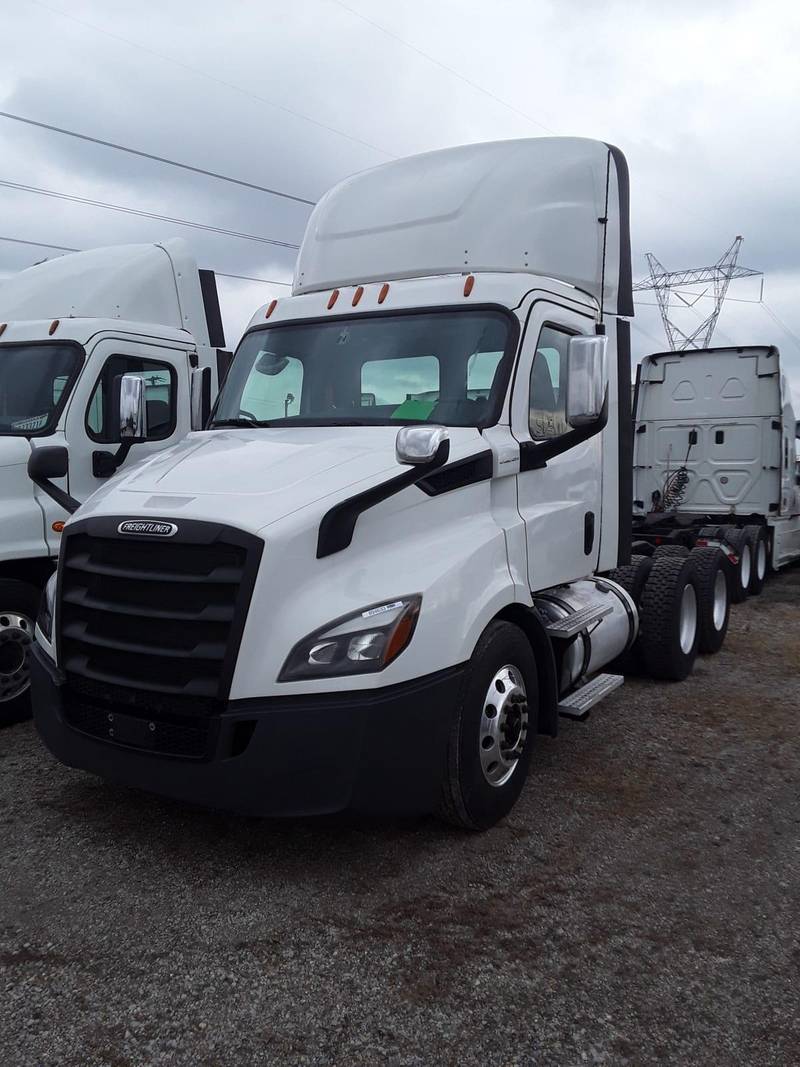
(722, 526), (753, 604)
(653, 544), (690, 559)
(744, 525), (768, 596)
(688, 547), (730, 654)
(638, 556), (700, 681)
(438, 621), (538, 830)
(0, 579), (41, 727)
(606, 555), (653, 675)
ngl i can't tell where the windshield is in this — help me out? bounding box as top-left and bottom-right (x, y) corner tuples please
(0, 343), (83, 436)
(211, 310), (513, 429)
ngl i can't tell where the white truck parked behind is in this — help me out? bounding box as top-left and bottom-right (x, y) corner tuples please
(0, 239), (228, 722)
(632, 345), (800, 600)
(29, 138), (731, 829)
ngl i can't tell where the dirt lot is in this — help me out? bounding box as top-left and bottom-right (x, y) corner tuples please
(1, 568), (799, 1066)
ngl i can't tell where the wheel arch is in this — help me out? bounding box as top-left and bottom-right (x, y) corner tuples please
(494, 602), (559, 737)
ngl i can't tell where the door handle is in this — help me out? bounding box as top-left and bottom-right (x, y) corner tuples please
(584, 511), (595, 556)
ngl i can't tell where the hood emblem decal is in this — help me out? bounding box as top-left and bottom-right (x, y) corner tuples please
(117, 520), (178, 538)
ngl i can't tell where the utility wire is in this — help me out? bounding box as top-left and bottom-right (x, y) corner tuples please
(328, 0), (555, 134)
(761, 301), (800, 349)
(0, 111), (316, 207)
(0, 234), (291, 286)
(0, 179), (300, 250)
(27, 0), (394, 160)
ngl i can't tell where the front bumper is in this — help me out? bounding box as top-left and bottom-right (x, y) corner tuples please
(30, 644), (463, 817)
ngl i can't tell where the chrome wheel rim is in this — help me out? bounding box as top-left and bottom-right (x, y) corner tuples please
(712, 569), (727, 631)
(479, 664), (528, 788)
(679, 585), (698, 654)
(756, 539), (767, 581)
(0, 611), (34, 703)
(739, 544), (751, 590)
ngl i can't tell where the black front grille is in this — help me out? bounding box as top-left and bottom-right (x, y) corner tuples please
(58, 518), (262, 703)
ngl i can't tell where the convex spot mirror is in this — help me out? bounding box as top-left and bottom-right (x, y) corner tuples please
(117, 373), (149, 442)
(566, 335), (608, 428)
(395, 425), (449, 466)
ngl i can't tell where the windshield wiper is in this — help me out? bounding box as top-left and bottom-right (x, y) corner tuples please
(209, 418), (273, 429)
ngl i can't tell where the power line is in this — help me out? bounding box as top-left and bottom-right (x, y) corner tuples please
(0, 179), (300, 250)
(0, 234), (292, 286)
(0, 111), (316, 207)
(27, 0), (394, 160)
(328, 0), (555, 134)
(762, 301), (800, 349)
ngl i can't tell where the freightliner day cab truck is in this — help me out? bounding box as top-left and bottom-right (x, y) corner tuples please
(0, 239), (228, 723)
(29, 138), (733, 829)
(631, 345), (800, 601)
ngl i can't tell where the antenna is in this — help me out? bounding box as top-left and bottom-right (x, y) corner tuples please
(633, 237), (762, 350)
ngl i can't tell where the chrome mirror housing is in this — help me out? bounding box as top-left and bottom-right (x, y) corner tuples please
(566, 335), (607, 427)
(118, 373), (148, 441)
(395, 425), (449, 466)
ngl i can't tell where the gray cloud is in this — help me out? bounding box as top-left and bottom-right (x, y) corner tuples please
(1, 0), (798, 392)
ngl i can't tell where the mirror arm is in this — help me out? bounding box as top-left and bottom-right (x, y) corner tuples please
(30, 473), (80, 515)
(92, 438), (136, 479)
(317, 438), (450, 558)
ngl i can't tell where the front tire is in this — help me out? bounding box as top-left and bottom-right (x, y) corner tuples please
(438, 621), (538, 830)
(0, 579), (41, 726)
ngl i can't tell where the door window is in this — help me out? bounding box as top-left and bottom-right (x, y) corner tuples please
(529, 326), (573, 440)
(86, 356), (176, 443)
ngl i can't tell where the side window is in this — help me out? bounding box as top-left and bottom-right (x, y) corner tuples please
(360, 355), (439, 420)
(529, 325), (573, 440)
(240, 354), (303, 420)
(86, 356), (176, 443)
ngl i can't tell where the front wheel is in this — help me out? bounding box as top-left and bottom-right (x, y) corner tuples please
(0, 579), (41, 726)
(438, 621), (538, 830)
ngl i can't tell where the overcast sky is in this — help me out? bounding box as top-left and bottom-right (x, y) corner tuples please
(1, 0), (799, 397)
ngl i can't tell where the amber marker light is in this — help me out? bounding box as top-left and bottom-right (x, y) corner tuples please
(0, 323), (6, 337)
(327, 289), (340, 310)
(49, 319), (60, 335)
(52, 521), (65, 534)
(378, 283), (390, 304)
(265, 299), (278, 319)
(463, 275), (475, 297)
(352, 286), (364, 307)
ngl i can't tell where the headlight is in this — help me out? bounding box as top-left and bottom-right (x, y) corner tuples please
(279, 595), (421, 681)
(37, 572), (58, 643)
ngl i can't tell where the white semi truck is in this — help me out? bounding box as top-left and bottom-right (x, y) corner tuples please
(631, 345), (800, 600)
(29, 138), (732, 829)
(0, 239), (228, 722)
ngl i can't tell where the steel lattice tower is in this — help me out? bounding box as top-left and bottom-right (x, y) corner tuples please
(633, 237), (763, 350)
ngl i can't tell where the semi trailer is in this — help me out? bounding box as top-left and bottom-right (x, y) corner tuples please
(631, 345), (800, 601)
(29, 137), (732, 829)
(0, 239), (228, 723)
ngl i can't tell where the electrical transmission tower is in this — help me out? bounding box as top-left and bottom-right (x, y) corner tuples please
(633, 236), (763, 350)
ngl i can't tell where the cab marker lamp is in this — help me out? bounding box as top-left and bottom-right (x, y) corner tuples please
(279, 596), (421, 681)
(38, 572), (58, 643)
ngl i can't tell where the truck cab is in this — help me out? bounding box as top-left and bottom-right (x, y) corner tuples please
(30, 138), (716, 828)
(0, 238), (227, 721)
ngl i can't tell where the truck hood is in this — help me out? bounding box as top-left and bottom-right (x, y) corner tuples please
(80, 425), (485, 533)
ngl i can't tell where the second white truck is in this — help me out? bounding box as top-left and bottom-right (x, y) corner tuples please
(0, 238), (229, 722)
(29, 137), (733, 828)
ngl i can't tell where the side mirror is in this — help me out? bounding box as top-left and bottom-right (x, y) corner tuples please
(566, 335), (608, 428)
(28, 445), (69, 482)
(27, 445), (79, 514)
(190, 366), (211, 430)
(396, 425), (449, 466)
(118, 373), (148, 441)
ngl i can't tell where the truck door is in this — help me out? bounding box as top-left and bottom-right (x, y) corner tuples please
(512, 299), (602, 591)
(63, 338), (191, 505)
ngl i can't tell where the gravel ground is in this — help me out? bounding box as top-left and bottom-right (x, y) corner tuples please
(1, 568), (799, 1066)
